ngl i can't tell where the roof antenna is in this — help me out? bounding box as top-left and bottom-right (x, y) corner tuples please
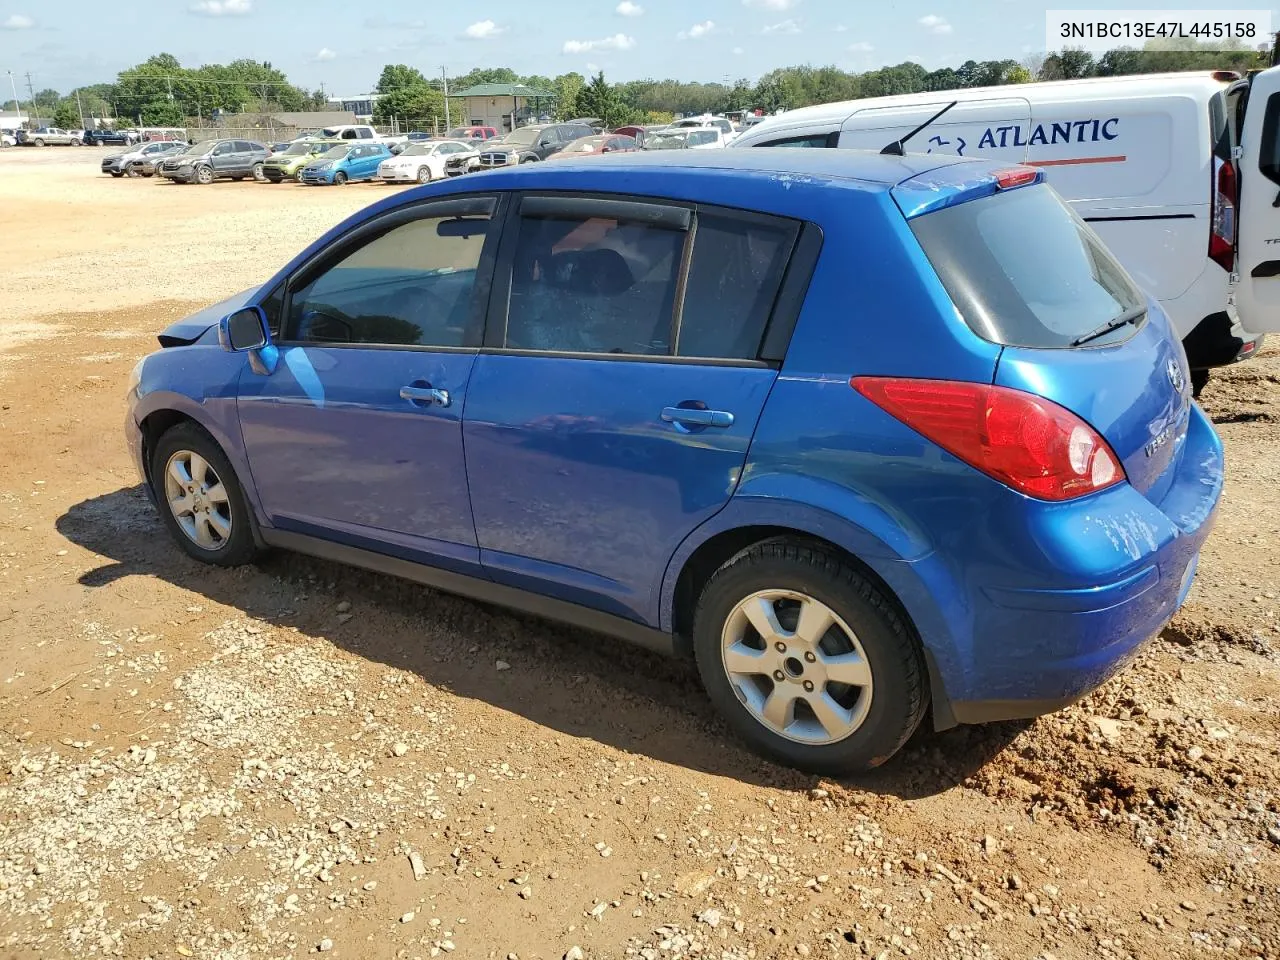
(881, 100), (958, 156)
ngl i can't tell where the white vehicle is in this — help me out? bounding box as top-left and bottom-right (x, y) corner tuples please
(307, 124), (404, 145)
(732, 69), (1274, 391)
(378, 140), (479, 184)
(644, 127), (729, 150)
(671, 115), (736, 141)
(0, 131), (14, 148)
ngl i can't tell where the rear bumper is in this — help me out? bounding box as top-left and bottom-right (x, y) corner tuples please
(914, 405), (1223, 726)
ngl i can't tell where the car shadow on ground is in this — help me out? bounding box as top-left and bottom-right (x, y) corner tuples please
(56, 485), (1030, 800)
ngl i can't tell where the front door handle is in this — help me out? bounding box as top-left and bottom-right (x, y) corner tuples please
(661, 406), (734, 428)
(400, 385), (451, 407)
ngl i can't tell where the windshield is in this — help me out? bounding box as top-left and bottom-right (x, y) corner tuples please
(566, 136), (608, 152)
(910, 183), (1144, 348)
(446, 128), (476, 138)
(645, 132), (689, 150)
(503, 127), (541, 146)
(183, 140), (219, 156)
(319, 146), (351, 160)
(398, 144), (433, 157)
(283, 142), (318, 156)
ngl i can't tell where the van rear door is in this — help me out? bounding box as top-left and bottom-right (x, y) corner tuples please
(840, 97), (1032, 163)
(1234, 65), (1280, 333)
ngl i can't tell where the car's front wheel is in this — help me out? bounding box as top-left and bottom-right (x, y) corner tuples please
(416, 165), (432, 183)
(33, 138), (45, 147)
(692, 539), (928, 775)
(125, 164), (142, 178)
(333, 171), (348, 185)
(194, 164), (214, 185)
(251, 162), (266, 182)
(151, 423), (258, 567)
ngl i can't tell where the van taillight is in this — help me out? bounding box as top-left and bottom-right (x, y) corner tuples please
(851, 377), (1125, 501)
(1209, 156), (1238, 273)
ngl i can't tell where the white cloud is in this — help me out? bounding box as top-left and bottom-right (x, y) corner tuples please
(462, 19), (503, 40)
(615, 0), (644, 16)
(848, 40), (874, 52)
(742, 0), (796, 9)
(762, 18), (799, 34)
(189, 0), (250, 15)
(1, 13), (33, 28)
(312, 47), (336, 62)
(732, 46), (744, 54)
(834, 23), (847, 32)
(562, 32), (635, 53)
(918, 14), (952, 34)
(677, 19), (715, 40)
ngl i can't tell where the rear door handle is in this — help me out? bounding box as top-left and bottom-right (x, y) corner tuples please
(661, 406), (734, 428)
(400, 385), (451, 407)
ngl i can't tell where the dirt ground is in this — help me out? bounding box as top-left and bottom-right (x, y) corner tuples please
(0, 146), (1277, 960)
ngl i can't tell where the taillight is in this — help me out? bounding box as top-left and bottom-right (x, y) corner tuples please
(1209, 156), (1238, 272)
(993, 166), (1039, 190)
(851, 377), (1125, 501)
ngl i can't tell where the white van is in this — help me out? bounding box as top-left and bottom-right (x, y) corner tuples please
(733, 69), (1279, 392)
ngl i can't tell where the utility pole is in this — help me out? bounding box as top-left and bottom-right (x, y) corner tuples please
(76, 90), (85, 127)
(24, 72), (36, 123)
(5, 70), (19, 120)
(442, 66), (450, 128)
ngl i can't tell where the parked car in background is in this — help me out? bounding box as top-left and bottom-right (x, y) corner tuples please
(444, 151), (482, 177)
(68, 129), (86, 144)
(643, 128), (729, 150)
(611, 124), (668, 147)
(405, 132), (435, 143)
(378, 140), (478, 183)
(261, 139), (342, 182)
(101, 141), (186, 177)
(140, 128), (188, 143)
(268, 142), (293, 155)
(127, 149), (1223, 775)
(547, 134), (639, 159)
(83, 128), (136, 146)
(671, 115), (736, 141)
(18, 127), (81, 146)
(476, 122), (595, 169)
(0, 131), (14, 148)
(564, 116), (606, 133)
(158, 139), (271, 184)
(299, 142), (393, 185)
(445, 126), (499, 142)
(315, 124), (404, 146)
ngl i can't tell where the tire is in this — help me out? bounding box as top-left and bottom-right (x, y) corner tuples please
(194, 164), (214, 185)
(1191, 368), (1210, 398)
(416, 165), (432, 184)
(150, 423), (259, 568)
(34, 139), (45, 147)
(251, 162), (266, 182)
(691, 538), (928, 775)
(519, 155), (537, 163)
(110, 171), (123, 178)
(71, 138), (81, 146)
(125, 164), (141, 178)
(334, 171), (348, 185)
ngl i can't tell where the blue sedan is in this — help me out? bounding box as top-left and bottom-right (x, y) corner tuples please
(124, 150), (1222, 774)
(299, 142), (393, 185)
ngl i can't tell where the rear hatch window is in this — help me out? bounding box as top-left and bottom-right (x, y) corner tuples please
(909, 183), (1145, 348)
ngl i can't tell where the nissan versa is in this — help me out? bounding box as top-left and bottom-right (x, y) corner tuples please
(124, 150), (1222, 774)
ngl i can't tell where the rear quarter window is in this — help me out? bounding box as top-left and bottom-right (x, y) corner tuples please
(909, 183), (1144, 349)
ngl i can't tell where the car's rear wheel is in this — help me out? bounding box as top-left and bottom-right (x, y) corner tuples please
(416, 165), (432, 183)
(125, 164), (141, 178)
(334, 171), (348, 185)
(151, 424), (258, 567)
(251, 162), (266, 182)
(34, 138), (45, 147)
(692, 538), (928, 775)
(71, 138), (81, 146)
(195, 164), (214, 185)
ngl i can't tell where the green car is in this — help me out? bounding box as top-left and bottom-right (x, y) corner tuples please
(261, 140), (343, 182)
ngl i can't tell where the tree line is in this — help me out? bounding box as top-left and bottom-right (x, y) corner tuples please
(20, 41), (1269, 132)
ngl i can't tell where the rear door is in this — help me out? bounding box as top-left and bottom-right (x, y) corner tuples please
(462, 195), (802, 623)
(840, 97), (1032, 164)
(1233, 65), (1280, 333)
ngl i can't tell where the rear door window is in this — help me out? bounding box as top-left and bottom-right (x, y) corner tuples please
(909, 184), (1144, 348)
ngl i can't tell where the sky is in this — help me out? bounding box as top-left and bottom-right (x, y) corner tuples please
(2, 1), (1277, 97)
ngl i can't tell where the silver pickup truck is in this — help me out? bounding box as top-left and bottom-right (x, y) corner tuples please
(18, 127), (82, 146)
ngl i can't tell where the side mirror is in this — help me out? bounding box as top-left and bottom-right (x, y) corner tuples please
(219, 305), (270, 352)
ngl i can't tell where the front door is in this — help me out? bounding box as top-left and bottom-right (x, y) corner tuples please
(1233, 65), (1280, 334)
(210, 141), (237, 176)
(237, 196), (501, 572)
(463, 195), (801, 622)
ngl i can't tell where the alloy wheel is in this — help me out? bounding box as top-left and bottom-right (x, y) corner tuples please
(163, 449), (233, 551)
(720, 589), (874, 745)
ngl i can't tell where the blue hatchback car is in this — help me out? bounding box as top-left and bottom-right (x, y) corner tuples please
(125, 150), (1222, 774)
(299, 142), (393, 185)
